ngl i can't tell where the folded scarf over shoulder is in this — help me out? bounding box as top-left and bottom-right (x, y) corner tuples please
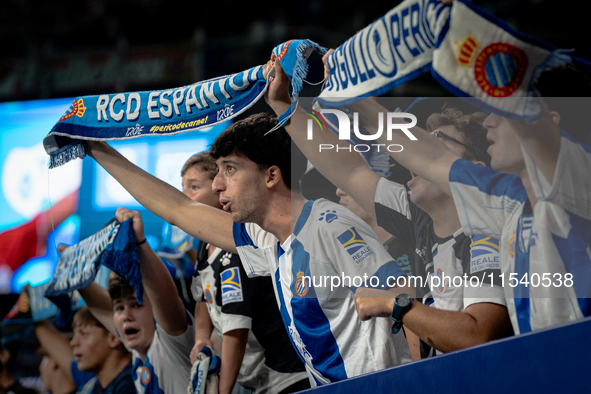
(43, 39), (327, 168)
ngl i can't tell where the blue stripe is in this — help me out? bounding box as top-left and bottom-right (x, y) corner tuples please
(232, 222), (258, 249)
(290, 239), (348, 382)
(456, 0), (556, 51)
(551, 213), (591, 316)
(449, 158), (527, 200)
(274, 266), (307, 369)
(514, 215), (532, 334)
(502, 53), (516, 84)
(485, 57), (499, 87)
(294, 200), (314, 236)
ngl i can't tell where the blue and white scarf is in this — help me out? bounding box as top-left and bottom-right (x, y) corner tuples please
(44, 40), (326, 169)
(45, 218), (144, 317)
(188, 346), (221, 394)
(318, 0), (576, 120)
(313, 0), (583, 174)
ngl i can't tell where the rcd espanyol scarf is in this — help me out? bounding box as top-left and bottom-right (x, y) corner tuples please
(318, 0), (574, 120)
(43, 40), (326, 169)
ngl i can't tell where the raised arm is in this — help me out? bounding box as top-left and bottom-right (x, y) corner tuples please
(190, 301), (214, 364)
(264, 61), (459, 200)
(34, 320), (74, 381)
(116, 208), (188, 336)
(85, 141), (237, 253)
(264, 61), (380, 218)
(77, 282), (117, 336)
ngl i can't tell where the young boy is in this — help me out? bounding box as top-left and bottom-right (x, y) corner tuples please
(74, 207), (195, 394)
(183, 151), (309, 393)
(34, 307), (134, 394)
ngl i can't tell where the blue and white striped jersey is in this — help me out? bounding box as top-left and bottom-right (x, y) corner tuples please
(233, 199), (411, 386)
(449, 133), (591, 334)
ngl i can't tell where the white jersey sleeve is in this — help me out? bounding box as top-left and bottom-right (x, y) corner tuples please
(233, 222), (277, 277)
(523, 133), (591, 220)
(312, 201), (406, 286)
(463, 235), (506, 308)
(449, 158), (526, 238)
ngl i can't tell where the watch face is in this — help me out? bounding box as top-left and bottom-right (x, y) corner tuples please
(396, 293), (411, 308)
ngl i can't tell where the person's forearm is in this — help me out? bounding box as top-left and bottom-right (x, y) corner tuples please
(286, 108), (381, 217)
(219, 329), (249, 394)
(86, 142), (237, 253)
(137, 242), (188, 336)
(194, 302), (214, 340)
(348, 99), (457, 195)
(78, 282), (117, 335)
(356, 292), (510, 353)
(34, 322), (74, 380)
(402, 302), (509, 353)
(403, 325), (421, 361)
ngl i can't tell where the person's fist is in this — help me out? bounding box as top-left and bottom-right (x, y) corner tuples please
(321, 49), (335, 82)
(115, 208), (145, 243)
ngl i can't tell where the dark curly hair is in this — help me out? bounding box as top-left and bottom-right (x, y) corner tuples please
(426, 107), (491, 166)
(210, 113), (307, 191)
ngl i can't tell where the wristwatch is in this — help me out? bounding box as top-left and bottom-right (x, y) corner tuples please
(390, 293), (413, 334)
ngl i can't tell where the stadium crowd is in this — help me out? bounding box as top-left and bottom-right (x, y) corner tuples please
(1, 0), (590, 393)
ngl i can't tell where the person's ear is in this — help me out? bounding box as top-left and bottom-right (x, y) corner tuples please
(266, 165), (282, 189)
(107, 333), (122, 349)
(549, 110), (561, 126)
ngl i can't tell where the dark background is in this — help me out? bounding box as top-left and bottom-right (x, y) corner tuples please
(0, 0), (586, 103)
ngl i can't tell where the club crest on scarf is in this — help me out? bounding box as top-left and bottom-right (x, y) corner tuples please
(473, 42), (528, 98)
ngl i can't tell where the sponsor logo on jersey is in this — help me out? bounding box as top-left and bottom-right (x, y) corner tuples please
(221, 252), (232, 266)
(288, 322), (313, 364)
(337, 227), (374, 264)
(318, 209), (338, 223)
(204, 283), (213, 304)
(508, 231), (516, 258)
(221, 267), (243, 305)
(473, 42), (528, 97)
(470, 236), (500, 274)
(294, 271), (309, 297)
(437, 268), (444, 292)
(139, 366), (151, 385)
